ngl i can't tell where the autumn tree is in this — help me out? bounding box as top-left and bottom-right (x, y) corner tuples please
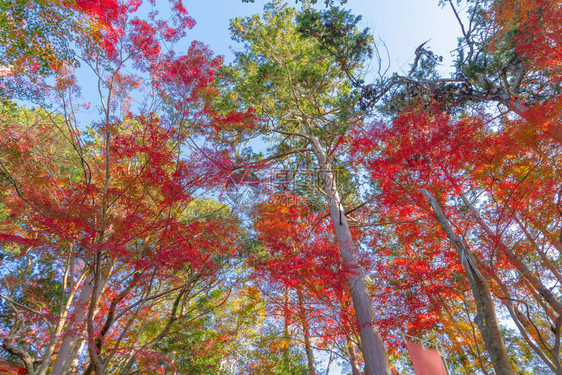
(0, 0), (252, 374)
(295, 0), (562, 372)
(251, 193), (369, 374)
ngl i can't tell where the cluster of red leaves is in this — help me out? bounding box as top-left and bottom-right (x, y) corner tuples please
(129, 19), (162, 63)
(251, 194), (362, 349)
(253, 195), (346, 291)
(352, 104), (487, 198)
(493, 0), (562, 75)
(66, 0), (130, 26)
(349, 104), (495, 339)
(0, 359), (25, 375)
(207, 108), (257, 134)
(68, 0), (195, 60)
(0, 114), (237, 271)
(153, 42), (222, 105)
(351, 83), (562, 365)
(370, 224), (466, 336)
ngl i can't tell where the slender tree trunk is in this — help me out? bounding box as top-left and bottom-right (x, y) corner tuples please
(2, 313), (38, 375)
(119, 288), (186, 375)
(494, 275), (561, 374)
(325, 350), (333, 375)
(421, 189), (514, 375)
(348, 340), (362, 375)
(283, 290), (291, 366)
(296, 287), (317, 375)
(66, 340), (86, 374)
(460, 194), (562, 314)
(51, 274), (95, 375)
(165, 351), (177, 375)
(310, 136), (390, 375)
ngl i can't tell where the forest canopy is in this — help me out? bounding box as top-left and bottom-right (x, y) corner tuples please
(0, 0), (561, 374)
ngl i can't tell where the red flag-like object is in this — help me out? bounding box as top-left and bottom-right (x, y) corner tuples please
(405, 339), (448, 375)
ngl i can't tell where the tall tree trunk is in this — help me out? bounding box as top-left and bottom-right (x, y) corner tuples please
(310, 136), (390, 375)
(460, 194), (562, 314)
(348, 339), (362, 375)
(66, 340), (86, 375)
(421, 189), (514, 375)
(51, 274), (95, 375)
(296, 287), (317, 375)
(494, 275), (561, 374)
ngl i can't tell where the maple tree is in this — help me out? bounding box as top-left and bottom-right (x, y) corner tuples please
(251, 193), (368, 374)
(0, 1), (250, 374)
(351, 98), (562, 373)
(0, 102), (240, 375)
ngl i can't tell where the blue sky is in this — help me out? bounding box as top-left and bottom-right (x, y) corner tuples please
(185, 0), (463, 76)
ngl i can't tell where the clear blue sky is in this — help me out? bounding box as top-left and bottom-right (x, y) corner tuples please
(184, 0), (462, 76)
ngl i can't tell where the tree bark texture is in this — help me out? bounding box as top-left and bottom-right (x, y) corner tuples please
(297, 288), (317, 375)
(421, 189), (514, 375)
(51, 274), (95, 375)
(311, 135), (391, 375)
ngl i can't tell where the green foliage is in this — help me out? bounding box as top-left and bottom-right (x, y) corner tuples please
(217, 2), (366, 211)
(0, 0), (78, 74)
(232, 324), (310, 375)
(184, 198), (233, 222)
(296, 7), (372, 71)
(223, 1), (359, 136)
(151, 292), (230, 374)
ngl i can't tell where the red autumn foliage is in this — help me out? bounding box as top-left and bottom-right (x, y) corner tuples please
(251, 194), (366, 363)
(493, 0), (562, 75)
